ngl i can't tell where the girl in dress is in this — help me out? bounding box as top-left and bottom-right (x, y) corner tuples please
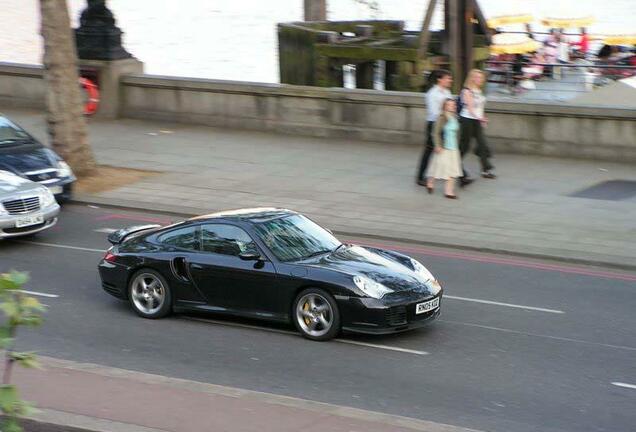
(425, 98), (462, 199)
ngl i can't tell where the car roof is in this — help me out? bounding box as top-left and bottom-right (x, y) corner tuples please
(189, 207), (297, 224)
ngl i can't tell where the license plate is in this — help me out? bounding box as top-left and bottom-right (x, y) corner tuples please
(416, 297), (439, 314)
(48, 186), (63, 194)
(15, 213), (44, 228)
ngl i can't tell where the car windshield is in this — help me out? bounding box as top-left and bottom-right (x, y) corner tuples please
(252, 214), (341, 262)
(0, 117), (30, 145)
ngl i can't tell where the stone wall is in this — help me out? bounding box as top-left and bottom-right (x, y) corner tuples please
(0, 63), (46, 109)
(1, 62), (635, 162)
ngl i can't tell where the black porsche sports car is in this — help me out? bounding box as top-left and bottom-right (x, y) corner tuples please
(98, 208), (442, 340)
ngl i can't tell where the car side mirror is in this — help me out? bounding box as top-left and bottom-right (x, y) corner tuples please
(239, 252), (263, 261)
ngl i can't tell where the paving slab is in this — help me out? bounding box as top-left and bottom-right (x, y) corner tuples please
(6, 108), (636, 269)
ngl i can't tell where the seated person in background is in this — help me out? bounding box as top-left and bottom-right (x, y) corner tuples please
(543, 40), (558, 78)
(570, 28), (590, 59)
(524, 50), (545, 79)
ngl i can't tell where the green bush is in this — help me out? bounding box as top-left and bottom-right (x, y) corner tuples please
(0, 271), (45, 432)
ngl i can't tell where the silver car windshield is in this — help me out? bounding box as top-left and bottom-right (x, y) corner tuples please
(253, 214), (341, 262)
(0, 118), (30, 145)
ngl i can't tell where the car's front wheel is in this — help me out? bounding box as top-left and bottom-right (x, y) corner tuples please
(293, 288), (340, 341)
(128, 269), (172, 319)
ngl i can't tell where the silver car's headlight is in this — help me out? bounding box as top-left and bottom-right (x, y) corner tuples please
(353, 275), (392, 299)
(0, 206), (7, 216)
(410, 258), (441, 294)
(38, 188), (56, 208)
(57, 161), (73, 178)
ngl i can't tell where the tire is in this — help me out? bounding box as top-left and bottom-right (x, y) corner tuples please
(292, 288), (340, 341)
(127, 269), (172, 319)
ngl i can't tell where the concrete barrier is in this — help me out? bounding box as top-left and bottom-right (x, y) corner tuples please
(0, 62), (46, 109)
(1, 62), (635, 162)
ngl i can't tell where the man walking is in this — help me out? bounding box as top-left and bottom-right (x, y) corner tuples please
(416, 69), (452, 186)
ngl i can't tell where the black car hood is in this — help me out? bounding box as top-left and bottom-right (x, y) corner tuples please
(0, 143), (54, 174)
(303, 245), (435, 296)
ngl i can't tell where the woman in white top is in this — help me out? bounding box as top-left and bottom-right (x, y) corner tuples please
(459, 69), (495, 179)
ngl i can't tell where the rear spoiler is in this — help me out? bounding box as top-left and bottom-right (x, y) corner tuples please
(107, 224), (162, 245)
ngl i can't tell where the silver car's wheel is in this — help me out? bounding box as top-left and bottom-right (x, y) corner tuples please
(294, 289), (340, 341)
(128, 270), (171, 319)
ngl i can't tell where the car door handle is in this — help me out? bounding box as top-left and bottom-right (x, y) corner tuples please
(191, 263), (204, 270)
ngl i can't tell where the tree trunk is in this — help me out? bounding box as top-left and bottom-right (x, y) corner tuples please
(304, 0), (326, 21)
(40, 0), (96, 177)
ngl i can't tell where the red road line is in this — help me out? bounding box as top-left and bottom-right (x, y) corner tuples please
(94, 213), (174, 224)
(349, 239), (636, 282)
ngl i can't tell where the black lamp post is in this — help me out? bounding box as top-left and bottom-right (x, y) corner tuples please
(75, 0), (132, 60)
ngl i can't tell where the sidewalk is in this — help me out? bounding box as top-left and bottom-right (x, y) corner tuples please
(8, 108), (636, 269)
(17, 356), (478, 432)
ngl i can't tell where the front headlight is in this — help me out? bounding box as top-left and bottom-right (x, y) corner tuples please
(410, 258), (442, 295)
(38, 188), (56, 208)
(410, 258), (434, 281)
(57, 161), (73, 178)
(353, 275), (392, 299)
(0, 206), (7, 216)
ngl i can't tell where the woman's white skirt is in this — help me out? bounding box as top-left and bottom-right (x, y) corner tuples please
(426, 148), (462, 179)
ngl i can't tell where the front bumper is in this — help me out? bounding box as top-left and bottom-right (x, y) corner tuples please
(338, 292), (442, 335)
(23, 169), (75, 202)
(0, 203), (60, 239)
(40, 178), (74, 202)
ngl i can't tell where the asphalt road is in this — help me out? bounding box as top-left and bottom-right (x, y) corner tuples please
(1, 204), (635, 432)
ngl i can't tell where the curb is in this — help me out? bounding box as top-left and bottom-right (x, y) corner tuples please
(70, 194), (636, 272)
(24, 409), (167, 432)
(27, 355), (482, 432)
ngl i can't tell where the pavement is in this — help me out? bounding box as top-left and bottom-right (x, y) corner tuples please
(2, 205), (635, 432)
(6, 108), (636, 270)
(17, 356), (477, 432)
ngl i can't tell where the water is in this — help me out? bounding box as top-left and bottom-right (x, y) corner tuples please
(1, 0), (634, 83)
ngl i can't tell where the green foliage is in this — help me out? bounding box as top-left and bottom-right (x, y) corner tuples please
(0, 385), (34, 417)
(9, 352), (41, 370)
(0, 271), (44, 432)
(0, 272), (28, 291)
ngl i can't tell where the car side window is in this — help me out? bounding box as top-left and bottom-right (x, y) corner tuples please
(200, 224), (258, 257)
(157, 226), (199, 251)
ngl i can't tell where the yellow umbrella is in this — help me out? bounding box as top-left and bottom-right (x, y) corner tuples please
(490, 33), (541, 55)
(541, 15), (595, 28)
(601, 34), (636, 45)
(487, 14), (534, 28)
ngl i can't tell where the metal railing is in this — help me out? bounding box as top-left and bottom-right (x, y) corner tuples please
(484, 59), (636, 103)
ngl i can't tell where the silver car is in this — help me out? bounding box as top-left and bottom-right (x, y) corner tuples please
(0, 170), (60, 239)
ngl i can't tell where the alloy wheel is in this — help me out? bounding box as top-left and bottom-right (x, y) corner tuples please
(295, 293), (333, 338)
(130, 273), (165, 315)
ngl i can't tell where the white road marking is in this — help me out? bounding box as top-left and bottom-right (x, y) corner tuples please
(440, 319), (636, 352)
(611, 382), (636, 390)
(335, 339), (428, 355)
(183, 317), (428, 355)
(18, 290), (59, 299)
(94, 228), (117, 233)
(14, 240), (105, 253)
(444, 295), (564, 314)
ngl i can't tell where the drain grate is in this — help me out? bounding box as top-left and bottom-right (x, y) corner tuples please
(569, 180), (636, 201)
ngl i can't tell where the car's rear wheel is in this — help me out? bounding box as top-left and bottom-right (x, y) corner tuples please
(128, 269), (172, 319)
(293, 288), (340, 341)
